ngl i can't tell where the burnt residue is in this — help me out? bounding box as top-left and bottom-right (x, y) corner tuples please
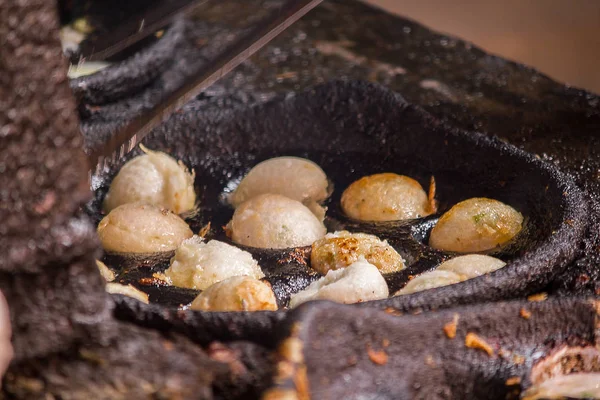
(87, 81), (587, 318)
(100, 252), (199, 306)
(232, 244), (320, 308)
(262, 263), (322, 308)
(267, 298), (599, 399)
(111, 295), (286, 348)
(99, 242), (320, 308)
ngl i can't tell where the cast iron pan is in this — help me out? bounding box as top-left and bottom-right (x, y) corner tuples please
(86, 80), (588, 341)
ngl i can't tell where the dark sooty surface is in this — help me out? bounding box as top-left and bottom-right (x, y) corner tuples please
(87, 80), (587, 311)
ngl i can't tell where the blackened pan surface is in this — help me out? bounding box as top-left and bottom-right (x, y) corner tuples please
(88, 80), (587, 323)
(265, 298), (600, 400)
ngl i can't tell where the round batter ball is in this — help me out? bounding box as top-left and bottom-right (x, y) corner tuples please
(230, 156), (329, 208)
(311, 230), (405, 275)
(429, 197), (523, 252)
(394, 270), (462, 295)
(436, 254), (506, 279)
(341, 173), (432, 221)
(97, 203), (193, 253)
(229, 194), (327, 249)
(165, 236), (264, 290)
(289, 258), (389, 308)
(190, 276), (278, 312)
(103, 145), (196, 214)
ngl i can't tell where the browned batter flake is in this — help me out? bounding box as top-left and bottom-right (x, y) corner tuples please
(519, 308), (532, 319)
(505, 376), (521, 386)
(443, 313), (460, 339)
(428, 175), (438, 213)
(384, 307), (403, 316)
(288, 248), (309, 266)
(366, 344), (388, 365)
(527, 292), (548, 302)
(198, 222), (211, 238)
(465, 332), (494, 357)
(151, 272), (171, 285)
(512, 354), (526, 365)
(277, 248), (309, 266)
(139, 276), (170, 287)
(382, 338), (390, 348)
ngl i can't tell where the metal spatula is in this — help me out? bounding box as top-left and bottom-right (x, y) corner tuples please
(86, 0), (323, 174)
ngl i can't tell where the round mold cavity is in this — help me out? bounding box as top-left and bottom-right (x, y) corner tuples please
(87, 80), (587, 317)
